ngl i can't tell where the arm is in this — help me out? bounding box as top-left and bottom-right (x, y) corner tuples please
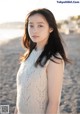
(14, 107), (18, 114)
(46, 56), (64, 114)
(14, 102), (18, 114)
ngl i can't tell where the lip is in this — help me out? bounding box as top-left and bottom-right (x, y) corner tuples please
(32, 35), (39, 38)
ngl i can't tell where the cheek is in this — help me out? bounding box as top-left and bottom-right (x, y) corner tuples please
(28, 28), (32, 36)
(42, 29), (50, 37)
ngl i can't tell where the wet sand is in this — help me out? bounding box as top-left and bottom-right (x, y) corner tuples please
(0, 33), (80, 114)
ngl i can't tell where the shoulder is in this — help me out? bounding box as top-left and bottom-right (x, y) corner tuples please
(50, 53), (64, 65)
(47, 54), (64, 74)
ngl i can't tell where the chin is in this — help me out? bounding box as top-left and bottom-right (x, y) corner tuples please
(31, 39), (37, 43)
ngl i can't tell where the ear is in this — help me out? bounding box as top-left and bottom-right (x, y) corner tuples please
(49, 28), (53, 33)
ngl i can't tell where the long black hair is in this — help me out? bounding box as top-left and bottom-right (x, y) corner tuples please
(20, 8), (70, 66)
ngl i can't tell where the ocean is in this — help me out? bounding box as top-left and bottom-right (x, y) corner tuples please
(0, 29), (24, 41)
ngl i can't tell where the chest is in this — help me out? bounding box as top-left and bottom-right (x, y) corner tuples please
(17, 58), (48, 88)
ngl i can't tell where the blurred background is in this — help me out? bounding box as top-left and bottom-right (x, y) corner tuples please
(0, 0), (80, 41)
(0, 0), (80, 114)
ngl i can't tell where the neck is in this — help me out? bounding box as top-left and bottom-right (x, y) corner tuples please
(36, 39), (48, 51)
(35, 46), (43, 51)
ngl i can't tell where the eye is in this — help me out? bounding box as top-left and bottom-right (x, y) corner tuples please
(29, 24), (34, 28)
(38, 25), (43, 27)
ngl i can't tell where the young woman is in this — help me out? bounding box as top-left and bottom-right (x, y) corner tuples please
(14, 8), (70, 114)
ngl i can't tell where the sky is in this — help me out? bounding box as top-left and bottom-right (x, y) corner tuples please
(0, 0), (80, 24)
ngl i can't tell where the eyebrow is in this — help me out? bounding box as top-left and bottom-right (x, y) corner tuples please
(28, 22), (44, 24)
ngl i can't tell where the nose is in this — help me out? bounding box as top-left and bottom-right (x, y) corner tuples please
(33, 26), (38, 33)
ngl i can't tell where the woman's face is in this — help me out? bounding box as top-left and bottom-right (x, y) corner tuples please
(28, 14), (53, 45)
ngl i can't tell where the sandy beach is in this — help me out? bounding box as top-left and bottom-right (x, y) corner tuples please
(0, 33), (80, 114)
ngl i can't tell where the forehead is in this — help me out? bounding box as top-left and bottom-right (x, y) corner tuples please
(28, 14), (48, 24)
